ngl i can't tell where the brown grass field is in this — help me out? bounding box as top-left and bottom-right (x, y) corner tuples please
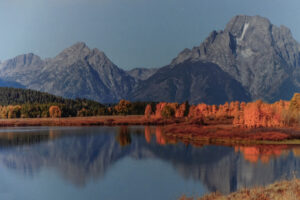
(0, 115), (184, 127)
(163, 123), (300, 145)
(180, 178), (300, 200)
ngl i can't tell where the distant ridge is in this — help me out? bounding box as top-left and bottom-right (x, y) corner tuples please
(1, 15), (300, 104)
(0, 42), (135, 103)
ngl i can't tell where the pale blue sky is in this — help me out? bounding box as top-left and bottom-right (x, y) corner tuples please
(0, 0), (300, 69)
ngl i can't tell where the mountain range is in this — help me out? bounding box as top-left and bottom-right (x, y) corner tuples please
(1, 15), (300, 104)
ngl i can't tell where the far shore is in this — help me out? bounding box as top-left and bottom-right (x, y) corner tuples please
(0, 115), (154, 127)
(1, 116), (300, 144)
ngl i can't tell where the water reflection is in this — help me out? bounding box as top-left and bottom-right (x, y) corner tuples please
(0, 126), (299, 198)
(235, 145), (290, 163)
(116, 126), (132, 146)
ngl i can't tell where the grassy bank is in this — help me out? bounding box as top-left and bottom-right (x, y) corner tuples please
(1, 116), (300, 144)
(180, 179), (300, 200)
(0, 116), (184, 127)
(163, 123), (300, 145)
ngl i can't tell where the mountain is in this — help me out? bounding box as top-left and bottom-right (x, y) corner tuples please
(0, 53), (46, 86)
(1, 15), (300, 104)
(127, 67), (158, 81)
(171, 15), (300, 102)
(0, 43), (136, 103)
(130, 60), (251, 104)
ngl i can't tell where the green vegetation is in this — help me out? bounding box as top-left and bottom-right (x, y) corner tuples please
(0, 87), (155, 118)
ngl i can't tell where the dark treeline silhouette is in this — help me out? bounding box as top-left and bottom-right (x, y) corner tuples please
(0, 87), (156, 118)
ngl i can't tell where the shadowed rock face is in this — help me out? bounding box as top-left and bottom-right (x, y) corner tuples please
(130, 60), (251, 104)
(0, 42), (136, 103)
(171, 15), (300, 102)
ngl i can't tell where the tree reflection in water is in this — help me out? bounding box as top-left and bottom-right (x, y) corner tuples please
(116, 126), (131, 147)
(0, 126), (299, 195)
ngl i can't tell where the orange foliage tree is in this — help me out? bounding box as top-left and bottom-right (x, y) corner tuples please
(116, 126), (131, 146)
(145, 93), (300, 128)
(114, 99), (132, 115)
(161, 105), (175, 119)
(49, 106), (62, 118)
(144, 104), (153, 119)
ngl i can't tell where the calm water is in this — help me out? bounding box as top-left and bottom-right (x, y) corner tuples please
(0, 126), (299, 200)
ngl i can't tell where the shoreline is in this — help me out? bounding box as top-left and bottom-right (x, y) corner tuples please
(0, 116), (172, 127)
(180, 178), (300, 200)
(1, 116), (300, 145)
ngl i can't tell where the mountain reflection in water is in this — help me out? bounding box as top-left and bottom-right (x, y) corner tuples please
(0, 126), (299, 199)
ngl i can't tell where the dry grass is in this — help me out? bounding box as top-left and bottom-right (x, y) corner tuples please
(180, 179), (300, 200)
(0, 116), (185, 127)
(163, 123), (300, 144)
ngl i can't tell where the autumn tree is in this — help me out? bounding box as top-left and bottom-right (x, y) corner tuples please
(175, 102), (189, 118)
(49, 106), (62, 118)
(8, 105), (21, 118)
(116, 126), (131, 146)
(144, 104), (153, 119)
(114, 99), (132, 115)
(286, 93), (300, 125)
(161, 105), (175, 119)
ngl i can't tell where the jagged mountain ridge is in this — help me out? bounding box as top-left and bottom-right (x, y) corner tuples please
(171, 15), (300, 102)
(1, 15), (300, 103)
(0, 42), (136, 103)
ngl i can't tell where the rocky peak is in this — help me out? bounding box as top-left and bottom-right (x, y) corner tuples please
(225, 15), (271, 38)
(54, 42), (92, 65)
(170, 15), (300, 102)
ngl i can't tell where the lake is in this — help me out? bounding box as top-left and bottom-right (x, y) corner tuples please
(0, 126), (299, 200)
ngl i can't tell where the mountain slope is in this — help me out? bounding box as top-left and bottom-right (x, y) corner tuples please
(0, 43), (136, 103)
(130, 60), (251, 104)
(0, 53), (46, 86)
(171, 15), (300, 102)
(127, 67), (158, 81)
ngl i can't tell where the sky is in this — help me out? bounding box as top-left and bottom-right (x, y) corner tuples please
(0, 0), (300, 70)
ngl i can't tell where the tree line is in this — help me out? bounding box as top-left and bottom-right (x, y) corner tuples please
(0, 87), (156, 118)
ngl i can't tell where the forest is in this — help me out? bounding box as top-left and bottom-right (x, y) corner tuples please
(0, 87), (152, 118)
(146, 93), (300, 128)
